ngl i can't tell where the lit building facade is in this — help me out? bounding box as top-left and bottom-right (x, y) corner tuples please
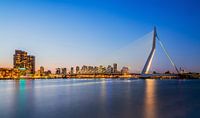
(27, 55), (35, 74)
(121, 67), (129, 74)
(61, 68), (67, 75)
(70, 67), (74, 74)
(13, 50), (35, 74)
(56, 68), (61, 75)
(0, 68), (19, 78)
(76, 66), (80, 74)
(106, 65), (113, 74)
(113, 63), (118, 73)
(40, 66), (45, 76)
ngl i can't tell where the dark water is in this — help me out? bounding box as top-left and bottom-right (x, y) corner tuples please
(0, 79), (200, 118)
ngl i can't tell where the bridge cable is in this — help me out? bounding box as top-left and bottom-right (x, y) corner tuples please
(156, 35), (180, 74)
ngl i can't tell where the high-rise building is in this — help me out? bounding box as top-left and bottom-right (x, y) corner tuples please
(121, 67), (129, 74)
(14, 50), (27, 69)
(81, 65), (87, 74)
(40, 66), (44, 76)
(27, 55), (35, 74)
(76, 66), (80, 74)
(94, 66), (98, 74)
(56, 68), (61, 75)
(13, 50), (35, 74)
(113, 63), (118, 73)
(45, 70), (52, 76)
(61, 68), (67, 75)
(98, 65), (103, 74)
(70, 67), (74, 74)
(106, 65), (113, 74)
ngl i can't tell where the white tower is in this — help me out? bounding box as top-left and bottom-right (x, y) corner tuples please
(141, 27), (157, 74)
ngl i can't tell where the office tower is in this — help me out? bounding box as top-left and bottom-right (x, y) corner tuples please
(121, 67), (129, 74)
(113, 63), (118, 73)
(61, 68), (67, 75)
(94, 66), (98, 74)
(45, 70), (52, 76)
(70, 67), (74, 74)
(14, 50), (27, 69)
(81, 65), (87, 74)
(106, 65), (113, 74)
(98, 65), (103, 74)
(40, 66), (44, 76)
(56, 68), (61, 75)
(76, 66), (80, 74)
(13, 50), (35, 74)
(27, 55), (35, 74)
(88, 66), (93, 74)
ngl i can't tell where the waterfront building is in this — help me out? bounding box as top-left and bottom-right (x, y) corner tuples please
(0, 68), (19, 78)
(40, 66), (45, 76)
(106, 65), (113, 74)
(94, 66), (98, 74)
(45, 70), (52, 76)
(98, 65), (103, 74)
(121, 67), (129, 74)
(88, 66), (94, 74)
(27, 55), (35, 74)
(113, 63), (118, 73)
(56, 68), (61, 75)
(70, 67), (74, 74)
(81, 65), (87, 74)
(13, 50), (27, 69)
(76, 66), (80, 74)
(13, 50), (35, 74)
(61, 68), (67, 76)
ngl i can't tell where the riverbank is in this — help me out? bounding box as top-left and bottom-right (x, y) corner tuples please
(0, 76), (199, 80)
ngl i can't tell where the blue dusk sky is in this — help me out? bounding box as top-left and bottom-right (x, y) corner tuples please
(0, 0), (200, 73)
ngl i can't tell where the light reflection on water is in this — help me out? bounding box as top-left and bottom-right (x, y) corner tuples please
(144, 79), (157, 118)
(0, 79), (200, 118)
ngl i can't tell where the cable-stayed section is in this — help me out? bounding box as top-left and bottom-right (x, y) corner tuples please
(156, 35), (180, 74)
(99, 31), (153, 73)
(97, 27), (179, 75)
(142, 27), (180, 75)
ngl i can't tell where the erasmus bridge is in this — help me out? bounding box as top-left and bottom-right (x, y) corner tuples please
(141, 27), (180, 77)
(99, 26), (181, 78)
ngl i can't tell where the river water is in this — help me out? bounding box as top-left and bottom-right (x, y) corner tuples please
(0, 79), (199, 118)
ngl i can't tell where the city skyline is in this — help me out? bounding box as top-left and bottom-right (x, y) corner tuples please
(9, 49), (129, 74)
(0, 1), (200, 118)
(0, 0), (200, 72)
(1, 49), (134, 78)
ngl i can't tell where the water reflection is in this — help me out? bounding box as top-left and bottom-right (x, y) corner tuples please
(122, 80), (132, 117)
(144, 79), (157, 118)
(0, 79), (199, 118)
(100, 80), (107, 117)
(13, 80), (35, 118)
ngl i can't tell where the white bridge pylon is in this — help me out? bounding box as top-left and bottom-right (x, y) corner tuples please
(141, 27), (180, 74)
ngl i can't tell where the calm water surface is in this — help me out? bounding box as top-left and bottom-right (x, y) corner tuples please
(0, 79), (200, 118)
